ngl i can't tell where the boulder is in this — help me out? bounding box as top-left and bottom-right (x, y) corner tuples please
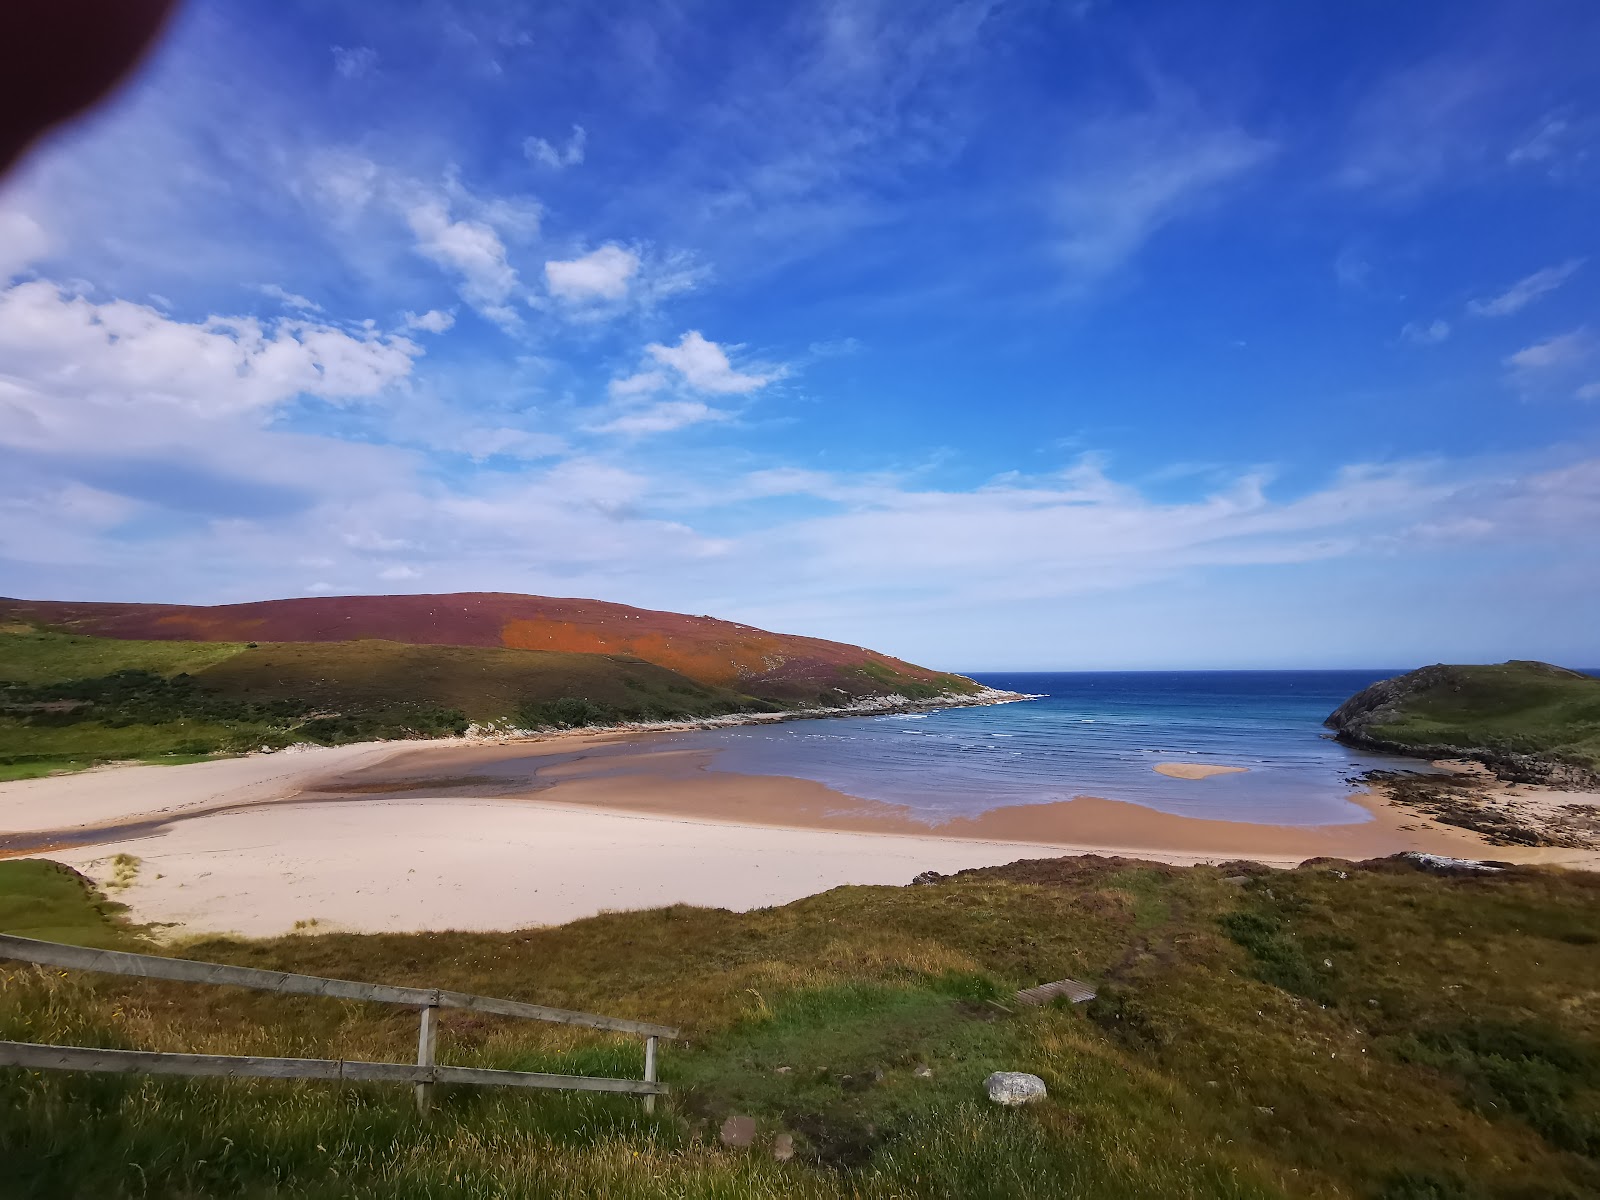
(719, 1115), (757, 1148)
(985, 1071), (1047, 1106)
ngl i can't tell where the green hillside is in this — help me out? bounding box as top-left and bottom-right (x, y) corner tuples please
(1326, 661), (1600, 782)
(2, 854), (1597, 1198)
(0, 629), (766, 781)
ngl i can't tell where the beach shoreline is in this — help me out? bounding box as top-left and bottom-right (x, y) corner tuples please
(6, 722), (1596, 938)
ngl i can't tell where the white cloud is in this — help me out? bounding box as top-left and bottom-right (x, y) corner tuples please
(1053, 113), (1274, 284)
(1503, 328), (1596, 397)
(332, 45), (379, 80)
(1400, 319), (1451, 345)
(403, 308), (455, 334)
(608, 370), (667, 399)
(455, 426), (566, 461)
(1505, 329), (1592, 373)
(1468, 260), (1584, 317)
(646, 331), (778, 394)
(0, 279), (422, 420)
(592, 400), (729, 436)
(524, 125), (587, 170)
(0, 212), (50, 279)
(378, 564), (422, 581)
(405, 199), (520, 329)
(257, 283), (322, 312)
(545, 244), (640, 302)
(1577, 382), (1600, 402)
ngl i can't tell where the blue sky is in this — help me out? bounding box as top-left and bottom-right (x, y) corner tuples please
(1, 0), (1597, 670)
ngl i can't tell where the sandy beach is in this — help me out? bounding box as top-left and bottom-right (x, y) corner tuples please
(5, 730), (1595, 938)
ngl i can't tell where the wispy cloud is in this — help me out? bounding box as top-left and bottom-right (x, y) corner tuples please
(257, 283), (323, 312)
(1504, 327), (1596, 396)
(1336, 55), (1505, 198)
(1401, 319), (1451, 345)
(331, 45), (378, 80)
(1506, 328), (1592, 372)
(1468, 259), (1584, 317)
(1053, 110), (1274, 286)
(524, 125), (587, 170)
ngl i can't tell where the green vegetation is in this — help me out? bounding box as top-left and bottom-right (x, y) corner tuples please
(1327, 661), (1600, 778)
(0, 628), (249, 685)
(0, 859), (134, 947)
(3, 855), (1598, 1197)
(0, 630), (766, 780)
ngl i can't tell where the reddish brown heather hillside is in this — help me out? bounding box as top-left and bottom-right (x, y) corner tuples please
(0, 593), (976, 704)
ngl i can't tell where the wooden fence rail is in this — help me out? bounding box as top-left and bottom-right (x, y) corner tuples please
(0, 933), (676, 1114)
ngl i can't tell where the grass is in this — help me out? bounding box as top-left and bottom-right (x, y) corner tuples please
(0, 629), (248, 684)
(1352, 661), (1600, 773)
(3, 854), (1599, 1197)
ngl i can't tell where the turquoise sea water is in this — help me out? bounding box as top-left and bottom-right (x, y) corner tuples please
(657, 671), (1420, 826)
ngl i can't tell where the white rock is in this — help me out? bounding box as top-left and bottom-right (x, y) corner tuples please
(984, 1071), (1047, 1106)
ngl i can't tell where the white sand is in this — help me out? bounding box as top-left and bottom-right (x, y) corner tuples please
(53, 795), (1268, 938)
(0, 741), (435, 834)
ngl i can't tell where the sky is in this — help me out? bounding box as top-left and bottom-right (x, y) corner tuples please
(1, 0), (1597, 671)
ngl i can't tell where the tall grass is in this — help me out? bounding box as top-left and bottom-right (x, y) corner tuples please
(3, 856), (1599, 1197)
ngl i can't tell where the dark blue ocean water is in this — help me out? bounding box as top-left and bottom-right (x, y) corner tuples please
(660, 671), (1418, 826)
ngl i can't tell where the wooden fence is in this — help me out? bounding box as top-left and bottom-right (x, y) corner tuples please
(0, 933), (676, 1115)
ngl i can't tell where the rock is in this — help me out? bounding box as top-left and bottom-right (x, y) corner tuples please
(984, 1071), (1047, 1106)
(773, 1066), (792, 1075)
(719, 1115), (757, 1148)
(912, 1064), (933, 1079)
(912, 870), (944, 885)
(772, 1133), (794, 1162)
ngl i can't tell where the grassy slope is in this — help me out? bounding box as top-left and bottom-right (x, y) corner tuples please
(1361, 662), (1600, 771)
(2, 856), (1597, 1199)
(0, 631), (762, 781)
(0, 628), (249, 684)
(192, 639), (753, 722)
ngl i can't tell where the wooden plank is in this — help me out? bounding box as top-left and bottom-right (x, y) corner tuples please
(643, 1034), (659, 1114)
(415, 1005), (437, 1117)
(432, 1065), (665, 1095)
(0, 934), (677, 1038)
(1014, 978), (1097, 1006)
(0, 1041), (667, 1095)
(438, 990), (678, 1039)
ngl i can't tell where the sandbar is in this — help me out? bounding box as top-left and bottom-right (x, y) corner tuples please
(1153, 762), (1250, 780)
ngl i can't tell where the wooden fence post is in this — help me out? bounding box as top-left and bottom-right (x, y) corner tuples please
(416, 1000), (438, 1118)
(643, 1035), (658, 1115)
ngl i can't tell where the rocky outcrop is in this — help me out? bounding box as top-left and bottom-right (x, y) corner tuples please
(1325, 663), (1600, 788)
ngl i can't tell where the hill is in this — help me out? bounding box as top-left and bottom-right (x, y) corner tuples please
(0, 628), (763, 779)
(1325, 661), (1600, 786)
(2, 853), (1598, 1197)
(0, 592), (977, 705)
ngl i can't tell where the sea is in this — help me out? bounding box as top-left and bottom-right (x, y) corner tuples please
(651, 670), (1420, 827)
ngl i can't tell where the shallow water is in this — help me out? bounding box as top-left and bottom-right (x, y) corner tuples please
(653, 671), (1417, 826)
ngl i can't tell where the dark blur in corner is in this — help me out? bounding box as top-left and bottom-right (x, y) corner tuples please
(0, 0), (178, 179)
